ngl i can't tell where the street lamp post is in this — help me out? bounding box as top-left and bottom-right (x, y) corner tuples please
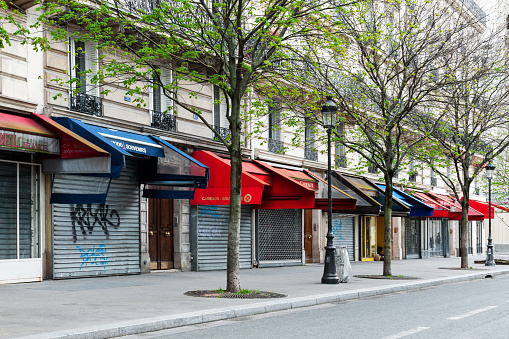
(485, 162), (495, 266)
(321, 96), (340, 284)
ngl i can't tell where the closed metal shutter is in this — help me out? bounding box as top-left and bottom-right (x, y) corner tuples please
(52, 158), (141, 278)
(331, 215), (354, 261)
(258, 209), (302, 267)
(195, 205), (252, 271)
(405, 218), (421, 259)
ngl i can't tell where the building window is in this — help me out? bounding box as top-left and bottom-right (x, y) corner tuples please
(268, 101), (284, 154)
(409, 160), (417, 182)
(430, 166), (437, 186)
(335, 122), (346, 168)
(367, 163), (378, 174)
(304, 118), (317, 161)
(69, 39), (102, 116)
(213, 85), (231, 142)
(151, 68), (176, 132)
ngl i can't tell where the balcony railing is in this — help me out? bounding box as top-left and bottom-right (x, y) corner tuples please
(268, 138), (284, 154)
(214, 126), (231, 143)
(70, 93), (103, 116)
(305, 147), (318, 161)
(368, 164), (378, 174)
(151, 110), (176, 132)
(335, 155), (347, 168)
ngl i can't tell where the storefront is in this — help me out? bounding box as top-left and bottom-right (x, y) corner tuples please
(330, 172), (382, 262)
(49, 117), (208, 278)
(189, 151), (266, 271)
(252, 163), (356, 267)
(0, 112), (112, 284)
(375, 184), (434, 260)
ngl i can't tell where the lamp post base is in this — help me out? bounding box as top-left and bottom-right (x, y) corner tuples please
(486, 244), (495, 266)
(321, 246), (340, 284)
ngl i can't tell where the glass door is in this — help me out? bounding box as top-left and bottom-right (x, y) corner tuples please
(361, 216), (376, 261)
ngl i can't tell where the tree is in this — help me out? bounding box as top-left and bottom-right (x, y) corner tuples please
(289, 0), (483, 276)
(413, 29), (509, 268)
(30, 0), (355, 291)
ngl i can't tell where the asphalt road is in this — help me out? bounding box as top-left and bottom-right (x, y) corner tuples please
(121, 274), (509, 339)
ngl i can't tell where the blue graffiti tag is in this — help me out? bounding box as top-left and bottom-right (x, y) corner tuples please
(77, 242), (109, 270)
(332, 219), (344, 241)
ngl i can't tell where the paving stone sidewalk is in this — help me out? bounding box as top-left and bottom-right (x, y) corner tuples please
(2, 256), (508, 339)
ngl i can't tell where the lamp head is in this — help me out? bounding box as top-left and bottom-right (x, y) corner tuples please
(486, 162), (495, 180)
(321, 96), (337, 129)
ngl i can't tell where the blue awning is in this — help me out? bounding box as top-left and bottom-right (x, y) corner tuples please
(377, 184), (434, 217)
(51, 117), (209, 202)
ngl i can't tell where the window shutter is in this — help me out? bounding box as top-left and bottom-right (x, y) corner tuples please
(213, 85), (220, 128)
(161, 67), (172, 113)
(84, 41), (99, 96)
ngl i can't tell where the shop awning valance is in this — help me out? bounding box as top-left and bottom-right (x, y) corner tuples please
(190, 151), (267, 205)
(373, 184), (417, 216)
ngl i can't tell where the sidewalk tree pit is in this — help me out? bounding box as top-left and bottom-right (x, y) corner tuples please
(184, 289), (287, 299)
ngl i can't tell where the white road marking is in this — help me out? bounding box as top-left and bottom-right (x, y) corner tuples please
(448, 306), (498, 320)
(383, 327), (430, 339)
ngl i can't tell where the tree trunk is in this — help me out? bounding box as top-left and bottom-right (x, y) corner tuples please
(383, 183), (393, 276)
(460, 197), (469, 269)
(226, 97), (242, 293)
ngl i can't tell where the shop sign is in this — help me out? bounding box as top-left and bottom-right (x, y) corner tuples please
(0, 129), (59, 154)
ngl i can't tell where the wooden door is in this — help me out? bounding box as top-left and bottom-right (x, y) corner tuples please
(148, 198), (174, 270)
(304, 209), (313, 263)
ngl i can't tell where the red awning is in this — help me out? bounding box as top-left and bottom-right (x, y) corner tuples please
(190, 151), (267, 205)
(1, 112), (57, 137)
(465, 199), (494, 220)
(251, 161), (316, 209)
(32, 113), (110, 159)
(493, 203), (509, 213)
(411, 191), (449, 218)
(428, 192), (484, 221)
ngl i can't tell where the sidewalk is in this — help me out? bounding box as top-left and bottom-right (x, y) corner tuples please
(2, 256), (508, 339)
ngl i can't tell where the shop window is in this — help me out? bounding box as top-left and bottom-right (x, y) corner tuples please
(0, 161), (40, 260)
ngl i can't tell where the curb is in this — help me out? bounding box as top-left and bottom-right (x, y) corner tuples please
(18, 268), (509, 339)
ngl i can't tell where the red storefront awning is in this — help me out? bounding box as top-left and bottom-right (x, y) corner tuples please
(465, 199), (494, 220)
(427, 192), (484, 221)
(190, 151), (267, 205)
(250, 162), (356, 210)
(411, 191), (449, 218)
(251, 161), (316, 209)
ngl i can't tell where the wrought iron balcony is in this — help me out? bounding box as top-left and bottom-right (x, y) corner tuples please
(430, 177), (437, 187)
(368, 164), (378, 174)
(70, 93), (103, 116)
(305, 147), (318, 161)
(214, 126), (231, 143)
(268, 138), (284, 154)
(335, 155), (347, 168)
(151, 110), (176, 132)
